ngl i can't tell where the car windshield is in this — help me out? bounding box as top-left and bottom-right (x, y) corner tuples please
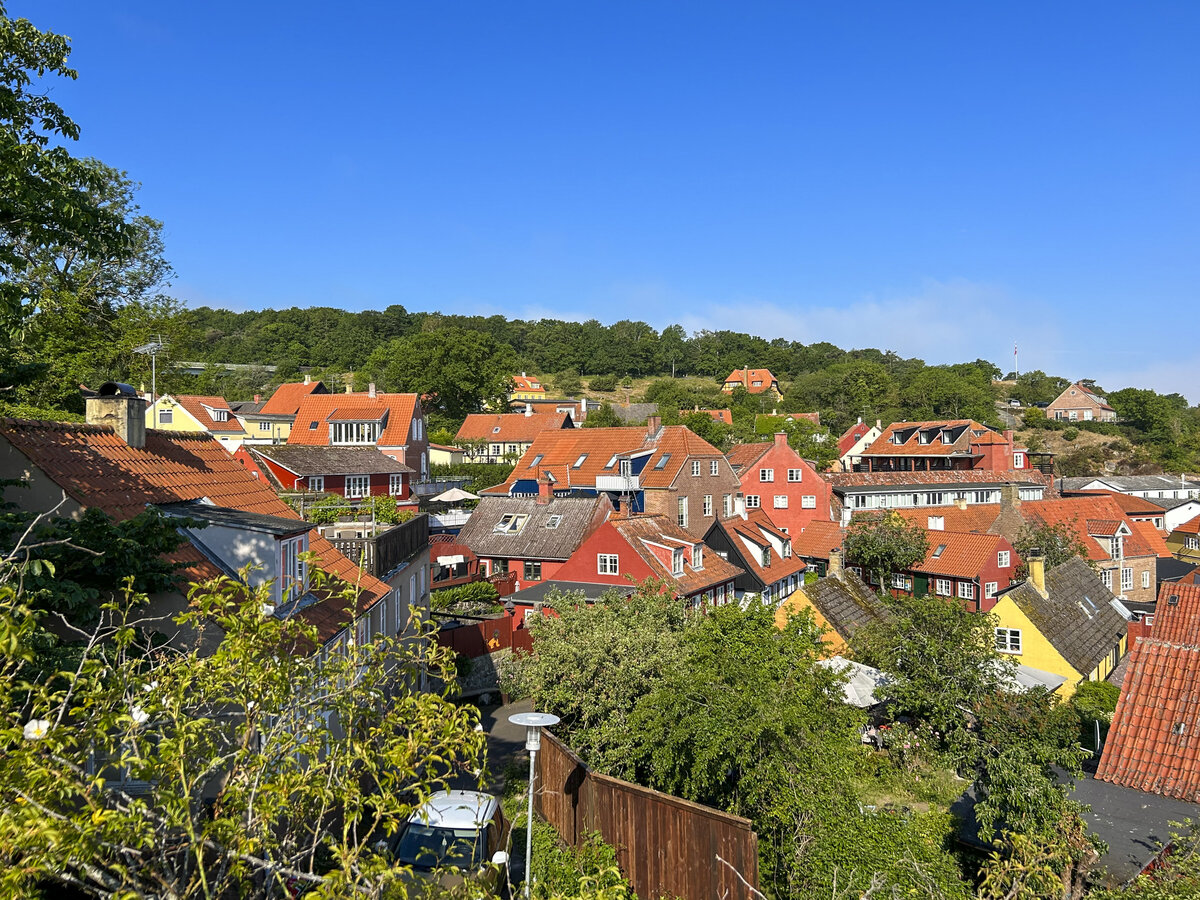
(396, 824), (486, 870)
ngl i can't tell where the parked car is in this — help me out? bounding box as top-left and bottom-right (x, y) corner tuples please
(389, 790), (510, 894)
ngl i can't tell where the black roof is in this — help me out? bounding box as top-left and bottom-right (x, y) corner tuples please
(251, 445), (414, 476)
(1157, 557), (1198, 584)
(159, 501), (310, 537)
(997, 557), (1129, 676)
(506, 580), (636, 606)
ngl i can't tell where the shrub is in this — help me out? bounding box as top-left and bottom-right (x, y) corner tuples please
(553, 369), (583, 396)
(588, 374), (617, 392)
(1063, 427), (1079, 442)
(431, 580), (500, 611)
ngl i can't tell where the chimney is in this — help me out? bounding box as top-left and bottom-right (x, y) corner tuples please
(304, 374), (312, 385)
(524, 403), (533, 417)
(368, 382), (377, 399)
(579, 399), (587, 423)
(828, 547), (843, 577)
(774, 431), (788, 448)
(253, 393), (261, 403)
(646, 415), (661, 438)
(86, 382), (147, 449)
(954, 497), (968, 510)
(536, 473), (553, 504)
(1000, 482), (1022, 510)
(1027, 549), (1048, 598)
(875, 419), (882, 429)
(345, 383), (353, 394)
(1003, 429), (1014, 445)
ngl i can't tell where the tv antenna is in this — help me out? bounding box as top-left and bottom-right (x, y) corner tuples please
(133, 335), (167, 427)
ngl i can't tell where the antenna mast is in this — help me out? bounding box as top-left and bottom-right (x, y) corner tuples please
(133, 335), (167, 427)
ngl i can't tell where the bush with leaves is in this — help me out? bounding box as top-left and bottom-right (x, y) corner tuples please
(844, 510), (929, 589)
(587, 374), (617, 393)
(431, 580), (500, 611)
(1013, 520), (1093, 577)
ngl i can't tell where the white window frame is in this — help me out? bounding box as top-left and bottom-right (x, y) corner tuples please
(774, 495), (788, 509)
(787, 468), (802, 482)
(1142, 570), (1150, 589)
(692, 545), (703, 569)
(1188, 536), (1199, 551)
(597, 554), (619, 575)
(997, 551), (1010, 568)
(703, 495), (713, 517)
(692, 460), (701, 477)
(985, 581), (998, 598)
(1101, 568), (1113, 590)
(891, 573), (910, 590)
(308, 475), (325, 493)
(331, 421), (380, 445)
(801, 495), (816, 509)
(958, 581), (975, 600)
(677, 497), (688, 528)
(345, 475), (370, 498)
(745, 495), (760, 509)
(995, 628), (1022, 654)
(935, 578), (952, 597)
(1121, 567), (1133, 592)
(280, 536), (308, 601)
(760, 468), (774, 483)
(672, 549), (684, 576)
(722, 494), (731, 517)
(389, 473), (405, 496)
(1013, 452), (1025, 468)
(159, 408), (174, 425)
(710, 460), (719, 476)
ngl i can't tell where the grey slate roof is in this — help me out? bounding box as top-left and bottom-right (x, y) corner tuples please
(1145, 496), (1200, 511)
(159, 501), (311, 537)
(457, 495), (610, 561)
(997, 557), (1130, 676)
(804, 569), (890, 641)
(506, 580), (636, 606)
(1059, 475), (1200, 493)
(251, 445), (414, 475)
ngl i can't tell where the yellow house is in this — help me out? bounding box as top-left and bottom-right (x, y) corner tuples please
(429, 443), (465, 466)
(775, 552), (889, 655)
(145, 394), (247, 453)
(230, 401), (294, 445)
(989, 556), (1129, 699)
(1166, 518), (1200, 565)
(509, 373), (547, 402)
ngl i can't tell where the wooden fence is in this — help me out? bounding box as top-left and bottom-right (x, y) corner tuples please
(434, 612), (535, 658)
(537, 730), (760, 900)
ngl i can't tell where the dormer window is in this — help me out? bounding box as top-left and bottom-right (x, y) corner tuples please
(619, 459), (632, 477)
(761, 548), (771, 567)
(213, 409), (229, 422)
(331, 422), (380, 445)
(692, 545), (703, 569)
(672, 549), (684, 576)
(783, 541), (792, 558)
(918, 431), (930, 445)
(940, 431), (953, 444)
(891, 432), (903, 444)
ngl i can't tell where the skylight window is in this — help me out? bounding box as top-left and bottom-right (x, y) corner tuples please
(493, 426), (501, 434)
(545, 515), (562, 529)
(654, 453), (671, 470)
(493, 514), (529, 534)
(528, 454), (543, 468)
(932, 544), (947, 558)
(573, 454), (588, 468)
(604, 454), (618, 469)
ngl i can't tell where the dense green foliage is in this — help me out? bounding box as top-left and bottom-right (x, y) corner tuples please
(844, 511), (930, 589)
(430, 580), (499, 611)
(1013, 521), (1094, 578)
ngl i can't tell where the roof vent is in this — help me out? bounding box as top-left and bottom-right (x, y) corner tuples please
(1169, 594), (1180, 606)
(98, 381), (138, 397)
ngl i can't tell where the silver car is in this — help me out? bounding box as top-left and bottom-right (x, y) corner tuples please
(391, 790), (510, 894)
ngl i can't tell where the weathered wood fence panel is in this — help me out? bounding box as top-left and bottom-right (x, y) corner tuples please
(537, 730), (759, 900)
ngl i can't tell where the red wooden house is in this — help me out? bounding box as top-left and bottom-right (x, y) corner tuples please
(244, 445), (416, 503)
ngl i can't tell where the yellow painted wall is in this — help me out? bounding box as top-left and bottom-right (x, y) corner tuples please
(146, 398), (205, 434)
(989, 595), (1085, 698)
(774, 587), (847, 656)
(240, 417), (292, 442)
(510, 389), (545, 401)
(1166, 532), (1200, 564)
(429, 445), (464, 466)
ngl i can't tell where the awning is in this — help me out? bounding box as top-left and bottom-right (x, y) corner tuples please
(436, 555), (466, 566)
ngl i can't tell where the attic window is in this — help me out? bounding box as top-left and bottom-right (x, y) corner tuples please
(573, 454), (588, 468)
(493, 426), (501, 434)
(528, 454), (543, 468)
(604, 454), (618, 469)
(308, 421), (318, 430)
(545, 515), (562, 529)
(654, 453), (671, 470)
(213, 409), (229, 422)
(918, 431), (931, 445)
(940, 431), (953, 444)
(932, 544), (947, 558)
(493, 514), (528, 535)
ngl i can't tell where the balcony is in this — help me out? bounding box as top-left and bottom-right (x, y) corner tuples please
(596, 474), (640, 493)
(325, 513), (429, 578)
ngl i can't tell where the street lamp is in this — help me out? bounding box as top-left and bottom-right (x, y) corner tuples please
(508, 711), (560, 898)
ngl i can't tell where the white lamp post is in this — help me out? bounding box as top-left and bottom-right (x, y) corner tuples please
(508, 711), (560, 898)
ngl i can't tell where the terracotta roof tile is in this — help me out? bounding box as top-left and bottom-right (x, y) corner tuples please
(860, 420), (991, 458)
(1151, 582), (1200, 645)
(829, 470), (1048, 489)
(455, 412), (572, 443)
(610, 514), (743, 595)
(791, 520), (846, 560)
(713, 510), (808, 586)
(726, 442), (771, 472)
(172, 395), (246, 434)
(289, 393), (418, 447)
(1097, 638), (1200, 802)
(914, 530), (1018, 580)
(683, 409), (733, 425)
(259, 380), (327, 416)
(512, 375), (546, 393)
(895, 505), (1004, 533)
(724, 368), (778, 394)
(0, 419), (391, 644)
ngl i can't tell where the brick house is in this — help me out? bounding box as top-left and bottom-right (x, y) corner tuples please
(722, 367), (781, 398)
(456, 489), (613, 592)
(454, 409), (574, 463)
(487, 418), (742, 538)
(884, 529), (1021, 612)
(855, 420), (1036, 474)
(553, 513), (743, 606)
(727, 434), (833, 535)
(287, 384), (429, 481)
(703, 508), (808, 606)
(244, 445), (416, 504)
(1047, 382), (1117, 422)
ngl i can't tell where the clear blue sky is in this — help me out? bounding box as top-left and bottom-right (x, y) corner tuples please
(19, 1), (1200, 396)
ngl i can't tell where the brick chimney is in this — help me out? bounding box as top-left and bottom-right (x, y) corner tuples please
(537, 473), (553, 504)
(1000, 482), (1022, 510)
(86, 382), (146, 449)
(646, 415), (662, 438)
(368, 382), (377, 399)
(254, 394), (261, 403)
(774, 432), (788, 448)
(828, 547), (843, 577)
(954, 497), (968, 510)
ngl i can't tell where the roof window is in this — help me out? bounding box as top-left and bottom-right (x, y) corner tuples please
(573, 454), (588, 468)
(493, 514), (528, 535)
(308, 421), (318, 430)
(933, 544), (947, 558)
(528, 454), (543, 468)
(493, 426), (501, 434)
(545, 515), (562, 529)
(654, 453), (671, 470)
(604, 454), (618, 469)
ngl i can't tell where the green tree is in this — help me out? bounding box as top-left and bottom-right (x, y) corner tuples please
(1013, 521), (1092, 577)
(843, 511), (929, 590)
(359, 327), (517, 424)
(581, 402), (622, 428)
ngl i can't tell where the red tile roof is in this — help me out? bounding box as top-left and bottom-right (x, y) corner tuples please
(894, 505), (1004, 534)
(289, 393), (419, 447)
(489, 425), (726, 494)
(260, 380), (327, 416)
(717, 510), (807, 585)
(0, 419), (391, 643)
(838, 421), (873, 456)
(726, 442), (772, 472)
(1151, 582), (1200, 645)
(914, 531), (1018, 580)
(455, 412), (572, 443)
(859, 420), (997, 458)
(1065, 490), (1167, 518)
(1096, 638), (1200, 801)
(173, 395), (246, 434)
(511, 374), (546, 393)
(610, 514), (743, 595)
(724, 368), (778, 394)
(791, 520), (846, 560)
(828, 470), (1047, 489)
(1175, 517), (1200, 536)
(1130, 519), (1172, 558)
